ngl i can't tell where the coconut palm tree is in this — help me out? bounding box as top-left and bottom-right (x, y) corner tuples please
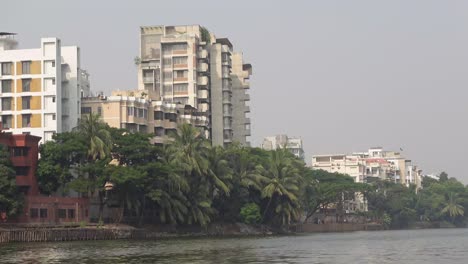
(256, 149), (302, 224)
(442, 192), (464, 223)
(78, 113), (113, 161)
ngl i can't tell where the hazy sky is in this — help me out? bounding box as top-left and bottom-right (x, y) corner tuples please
(3, 0), (468, 182)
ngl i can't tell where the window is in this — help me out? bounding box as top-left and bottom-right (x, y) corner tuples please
(97, 107), (102, 116)
(1, 62), (12, 75)
(163, 85), (172, 95)
(22, 96), (31, 109)
(68, 209), (75, 219)
(1, 80), (12, 93)
(164, 113), (177, 122)
(81, 107), (92, 114)
(172, 43), (187, 51)
(173, 56), (187, 65)
(15, 167), (29, 176)
(52, 114), (56, 120)
(154, 111), (163, 120)
(52, 96), (56, 103)
(52, 79), (55, 85)
(22, 132), (30, 135)
(22, 61), (31, 74)
(173, 84), (188, 95)
(58, 209), (66, 219)
(52, 61), (55, 67)
(138, 108), (144, 118)
(127, 106), (134, 116)
(163, 58), (172, 66)
(13, 147), (28, 156)
(1, 115), (12, 128)
(175, 70), (187, 78)
(22, 79), (31, 92)
(22, 114), (31, 127)
(30, 208), (39, 218)
(143, 109), (147, 119)
(40, 208), (48, 218)
(1, 98), (11, 111)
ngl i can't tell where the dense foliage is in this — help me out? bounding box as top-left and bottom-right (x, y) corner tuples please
(36, 116), (468, 228)
(0, 144), (23, 218)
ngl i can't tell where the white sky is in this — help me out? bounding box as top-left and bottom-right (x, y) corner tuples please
(3, 0), (468, 182)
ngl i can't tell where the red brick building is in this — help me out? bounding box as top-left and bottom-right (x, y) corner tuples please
(0, 128), (89, 224)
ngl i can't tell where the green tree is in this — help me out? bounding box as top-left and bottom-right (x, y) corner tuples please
(0, 144), (23, 218)
(255, 149), (302, 225)
(79, 113), (113, 161)
(441, 192), (464, 223)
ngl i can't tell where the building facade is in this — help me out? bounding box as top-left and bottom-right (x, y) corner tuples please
(137, 25), (252, 146)
(81, 89), (209, 144)
(0, 33), (90, 143)
(261, 134), (305, 160)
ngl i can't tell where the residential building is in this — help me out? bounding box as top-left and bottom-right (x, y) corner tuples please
(262, 134), (305, 160)
(137, 25), (252, 146)
(312, 147), (423, 188)
(0, 126), (89, 224)
(0, 33), (90, 143)
(81, 89), (209, 144)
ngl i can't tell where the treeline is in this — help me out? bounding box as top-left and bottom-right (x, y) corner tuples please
(366, 173), (468, 228)
(2, 113), (466, 229)
(34, 114), (368, 226)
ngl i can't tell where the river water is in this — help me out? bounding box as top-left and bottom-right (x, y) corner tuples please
(1, 228), (467, 263)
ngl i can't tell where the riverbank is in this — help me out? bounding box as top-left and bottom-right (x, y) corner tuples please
(0, 223), (275, 243)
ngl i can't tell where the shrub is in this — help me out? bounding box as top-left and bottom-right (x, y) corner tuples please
(240, 203), (261, 224)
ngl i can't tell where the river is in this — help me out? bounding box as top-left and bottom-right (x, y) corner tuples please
(0, 228), (467, 263)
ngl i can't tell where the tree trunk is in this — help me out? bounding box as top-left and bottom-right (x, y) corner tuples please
(261, 195), (274, 223)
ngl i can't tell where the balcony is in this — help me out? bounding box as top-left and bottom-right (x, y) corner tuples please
(245, 118), (251, 124)
(223, 98), (232, 105)
(173, 77), (188, 82)
(197, 90), (209, 101)
(163, 119), (177, 129)
(143, 76), (154, 83)
(198, 49), (208, 60)
(243, 94), (250, 101)
(198, 103), (209, 112)
(197, 62), (209, 72)
(244, 129), (251, 136)
(244, 106), (250, 113)
(197, 76), (208, 86)
(173, 64), (188, 69)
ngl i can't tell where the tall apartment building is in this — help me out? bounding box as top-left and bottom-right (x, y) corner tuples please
(261, 134), (305, 160)
(0, 33), (90, 142)
(137, 25), (252, 146)
(311, 147), (423, 188)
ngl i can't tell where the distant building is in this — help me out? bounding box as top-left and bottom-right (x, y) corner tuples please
(262, 134), (305, 160)
(0, 125), (89, 224)
(0, 33), (90, 143)
(312, 147), (423, 188)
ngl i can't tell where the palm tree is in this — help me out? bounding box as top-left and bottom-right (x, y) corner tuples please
(442, 193), (464, 223)
(256, 149), (302, 225)
(78, 113), (113, 161)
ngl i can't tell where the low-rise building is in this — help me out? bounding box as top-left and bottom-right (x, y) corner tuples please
(0, 125), (89, 224)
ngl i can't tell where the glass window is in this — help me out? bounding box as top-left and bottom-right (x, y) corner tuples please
(1, 115), (12, 128)
(1, 62), (12, 75)
(68, 209), (75, 219)
(15, 167), (29, 176)
(22, 114), (31, 127)
(173, 56), (187, 65)
(97, 107), (102, 116)
(127, 106), (134, 116)
(30, 208), (39, 218)
(154, 111), (163, 120)
(58, 209), (66, 219)
(22, 79), (31, 92)
(22, 61), (31, 74)
(1, 80), (12, 93)
(81, 107), (92, 114)
(22, 96), (31, 109)
(173, 84), (188, 95)
(1, 98), (11, 111)
(40, 208), (48, 218)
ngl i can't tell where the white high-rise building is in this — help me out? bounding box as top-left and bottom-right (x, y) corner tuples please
(0, 33), (90, 142)
(137, 25), (252, 146)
